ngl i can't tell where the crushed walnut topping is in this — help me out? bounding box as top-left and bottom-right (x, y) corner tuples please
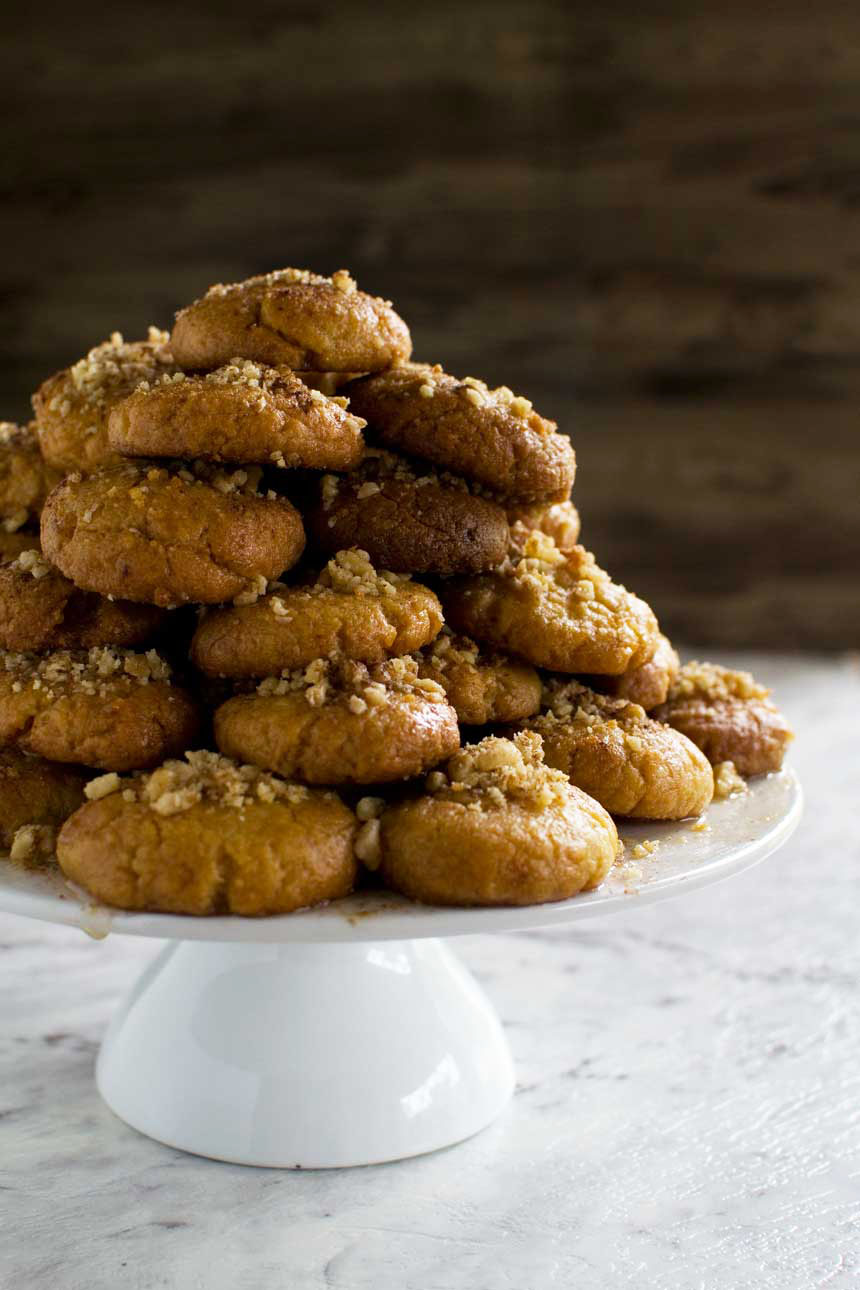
(537, 678), (648, 731)
(8, 549), (53, 580)
(327, 447), (470, 496)
(315, 548), (410, 598)
(88, 749), (311, 817)
(256, 655), (447, 708)
(419, 627), (482, 672)
(233, 574), (269, 607)
(410, 365), (537, 422)
(0, 421), (37, 448)
(201, 266), (372, 304)
(1, 647), (172, 699)
(62, 331), (175, 408)
(713, 760), (748, 799)
(8, 823), (57, 868)
(426, 731), (568, 812)
(669, 661), (770, 704)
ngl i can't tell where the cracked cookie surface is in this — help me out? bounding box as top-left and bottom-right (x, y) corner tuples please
(653, 661), (793, 776)
(0, 647), (200, 770)
(372, 732), (619, 906)
(32, 330), (180, 473)
(41, 461), (305, 607)
(191, 549), (443, 678)
(515, 679), (714, 819)
(215, 656), (460, 785)
(347, 363), (576, 503)
(304, 448), (510, 574)
(109, 360), (365, 470)
(414, 628), (541, 725)
(171, 267), (411, 373)
(0, 550), (165, 651)
(56, 750), (357, 915)
(441, 525), (659, 675)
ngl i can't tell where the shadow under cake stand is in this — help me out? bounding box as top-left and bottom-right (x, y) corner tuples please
(0, 769), (801, 1168)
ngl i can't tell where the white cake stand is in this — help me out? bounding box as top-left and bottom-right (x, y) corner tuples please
(0, 769), (801, 1168)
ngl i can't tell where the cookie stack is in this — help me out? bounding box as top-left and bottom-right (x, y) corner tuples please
(0, 267), (792, 913)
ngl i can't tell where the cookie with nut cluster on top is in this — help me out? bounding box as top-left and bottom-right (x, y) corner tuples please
(56, 751), (358, 916)
(0, 422), (61, 536)
(413, 627), (541, 726)
(515, 678), (713, 820)
(653, 661), (793, 777)
(365, 731), (620, 907)
(0, 647), (199, 771)
(303, 447), (510, 574)
(215, 655), (460, 786)
(441, 524), (659, 676)
(190, 548), (443, 679)
(32, 329), (180, 474)
(0, 749), (88, 861)
(108, 360), (366, 471)
(0, 549), (165, 652)
(585, 632), (680, 712)
(347, 363), (576, 504)
(171, 267), (412, 373)
(505, 498), (581, 553)
(41, 460), (305, 608)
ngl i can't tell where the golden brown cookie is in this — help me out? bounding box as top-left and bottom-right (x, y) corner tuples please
(0, 550), (165, 652)
(32, 329), (179, 473)
(0, 422), (61, 533)
(505, 498), (581, 552)
(171, 267), (411, 373)
(347, 364), (576, 503)
(587, 632), (680, 712)
(414, 628), (541, 725)
(366, 731), (619, 906)
(304, 449), (510, 574)
(517, 680), (713, 819)
(442, 526), (659, 675)
(215, 656), (460, 785)
(191, 549), (443, 678)
(41, 461), (305, 608)
(0, 647), (199, 770)
(653, 662), (793, 776)
(56, 751), (357, 915)
(0, 749), (88, 853)
(108, 360), (366, 470)
(0, 529), (40, 562)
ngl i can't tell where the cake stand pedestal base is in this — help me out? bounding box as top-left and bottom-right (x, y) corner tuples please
(96, 937), (515, 1168)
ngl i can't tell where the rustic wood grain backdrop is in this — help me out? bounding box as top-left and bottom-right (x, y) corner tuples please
(2, 1), (859, 648)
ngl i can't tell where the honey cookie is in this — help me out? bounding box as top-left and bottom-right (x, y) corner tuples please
(0, 647), (199, 770)
(587, 632), (680, 712)
(505, 498), (581, 552)
(0, 749), (88, 855)
(653, 661), (793, 776)
(304, 448), (510, 574)
(32, 329), (179, 473)
(347, 364), (576, 503)
(0, 422), (61, 533)
(215, 656), (460, 786)
(191, 549), (443, 678)
(414, 628), (541, 725)
(56, 751), (357, 916)
(0, 550), (164, 652)
(108, 360), (365, 471)
(366, 731), (619, 906)
(517, 680), (713, 819)
(41, 461), (305, 608)
(171, 267), (411, 373)
(441, 526), (659, 675)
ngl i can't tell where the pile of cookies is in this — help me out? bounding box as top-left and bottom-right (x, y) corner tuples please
(0, 267), (793, 915)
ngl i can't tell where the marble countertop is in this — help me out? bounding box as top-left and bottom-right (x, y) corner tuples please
(1, 653), (857, 1290)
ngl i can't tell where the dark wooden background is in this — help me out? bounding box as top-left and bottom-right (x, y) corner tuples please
(3, 1), (859, 648)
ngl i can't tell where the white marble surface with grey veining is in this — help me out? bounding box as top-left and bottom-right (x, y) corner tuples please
(0, 654), (857, 1290)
